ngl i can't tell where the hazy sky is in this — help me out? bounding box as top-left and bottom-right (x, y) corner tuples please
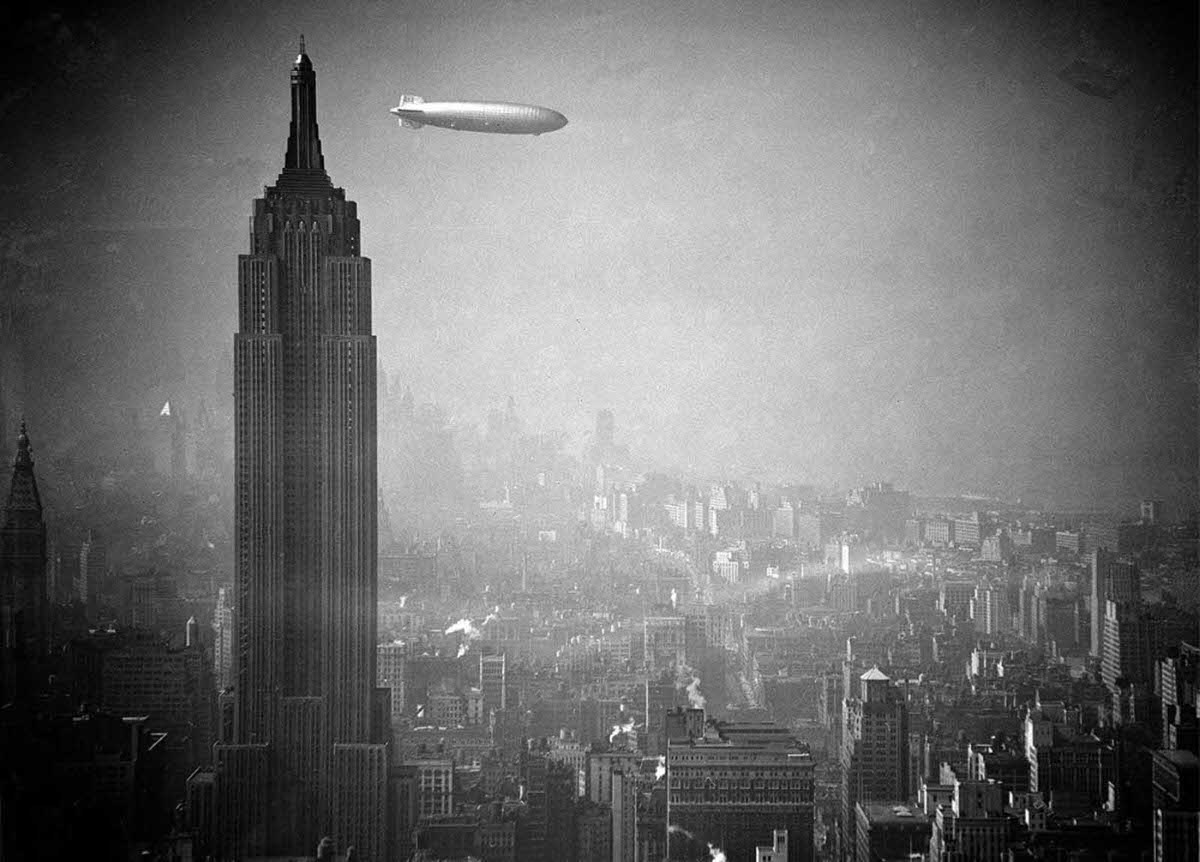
(1, 0), (1195, 513)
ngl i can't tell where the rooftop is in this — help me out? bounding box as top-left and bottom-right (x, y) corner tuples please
(1154, 749), (1199, 769)
(862, 802), (932, 825)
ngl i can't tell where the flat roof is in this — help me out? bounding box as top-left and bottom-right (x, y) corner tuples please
(862, 802), (931, 825)
(1154, 749), (1199, 768)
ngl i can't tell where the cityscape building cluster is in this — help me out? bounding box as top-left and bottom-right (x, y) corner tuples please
(0, 44), (1195, 862)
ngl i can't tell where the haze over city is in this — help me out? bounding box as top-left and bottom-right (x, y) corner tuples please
(1, 0), (1195, 515)
(1, 2), (1198, 862)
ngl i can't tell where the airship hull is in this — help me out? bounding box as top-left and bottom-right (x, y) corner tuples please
(391, 100), (567, 135)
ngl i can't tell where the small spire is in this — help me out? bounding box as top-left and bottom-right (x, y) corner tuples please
(16, 419), (30, 464)
(294, 34), (313, 72)
(286, 35), (322, 169)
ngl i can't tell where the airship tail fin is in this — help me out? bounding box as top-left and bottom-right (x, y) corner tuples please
(398, 117), (424, 129)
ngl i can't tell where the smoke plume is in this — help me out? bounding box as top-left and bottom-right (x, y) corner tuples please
(608, 718), (635, 743)
(445, 618), (481, 639)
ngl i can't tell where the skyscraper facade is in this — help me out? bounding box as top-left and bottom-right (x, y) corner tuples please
(1090, 548), (1140, 658)
(667, 717), (815, 862)
(840, 668), (910, 862)
(212, 585), (233, 691)
(213, 42), (385, 858)
(479, 652), (508, 715)
(0, 423), (47, 706)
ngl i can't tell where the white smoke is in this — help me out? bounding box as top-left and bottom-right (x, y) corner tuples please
(457, 642), (469, 659)
(708, 843), (727, 862)
(399, 595), (408, 608)
(670, 587), (678, 610)
(608, 718), (635, 743)
(686, 676), (706, 710)
(445, 618), (481, 639)
(655, 755), (666, 781)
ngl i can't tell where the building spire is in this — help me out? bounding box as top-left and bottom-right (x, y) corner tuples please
(285, 38), (324, 171)
(4, 420), (42, 521)
(15, 420), (31, 467)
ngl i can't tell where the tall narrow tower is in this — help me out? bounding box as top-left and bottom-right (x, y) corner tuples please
(215, 42), (386, 860)
(1089, 549), (1140, 658)
(840, 667), (910, 862)
(0, 422), (48, 707)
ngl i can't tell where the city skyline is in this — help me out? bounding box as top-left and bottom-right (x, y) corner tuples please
(0, 0), (1195, 517)
(0, 5), (1196, 858)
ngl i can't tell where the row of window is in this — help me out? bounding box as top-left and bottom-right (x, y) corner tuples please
(670, 793), (811, 805)
(671, 778), (810, 789)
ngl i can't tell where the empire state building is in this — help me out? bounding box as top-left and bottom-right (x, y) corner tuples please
(211, 42), (389, 860)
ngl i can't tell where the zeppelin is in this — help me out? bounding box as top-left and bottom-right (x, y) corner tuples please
(390, 95), (568, 135)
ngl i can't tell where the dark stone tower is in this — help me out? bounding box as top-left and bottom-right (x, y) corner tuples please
(0, 422), (48, 707)
(213, 41), (386, 860)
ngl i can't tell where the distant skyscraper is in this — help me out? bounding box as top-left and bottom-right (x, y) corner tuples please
(153, 400), (188, 479)
(480, 652), (507, 714)
(211, 586), (233, 691)
(76, 529), (107, 610)
(377, 641), (408, 724)
(971, 583), (1009, 636)
(1141, 499), (1163, 525)
(1090, 549), (1140, 658)
(1102, 599), (1148, 693)
(841, 668), (910, 862)
(213, 42), (385, 858)
(0, 423), (47, 705)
